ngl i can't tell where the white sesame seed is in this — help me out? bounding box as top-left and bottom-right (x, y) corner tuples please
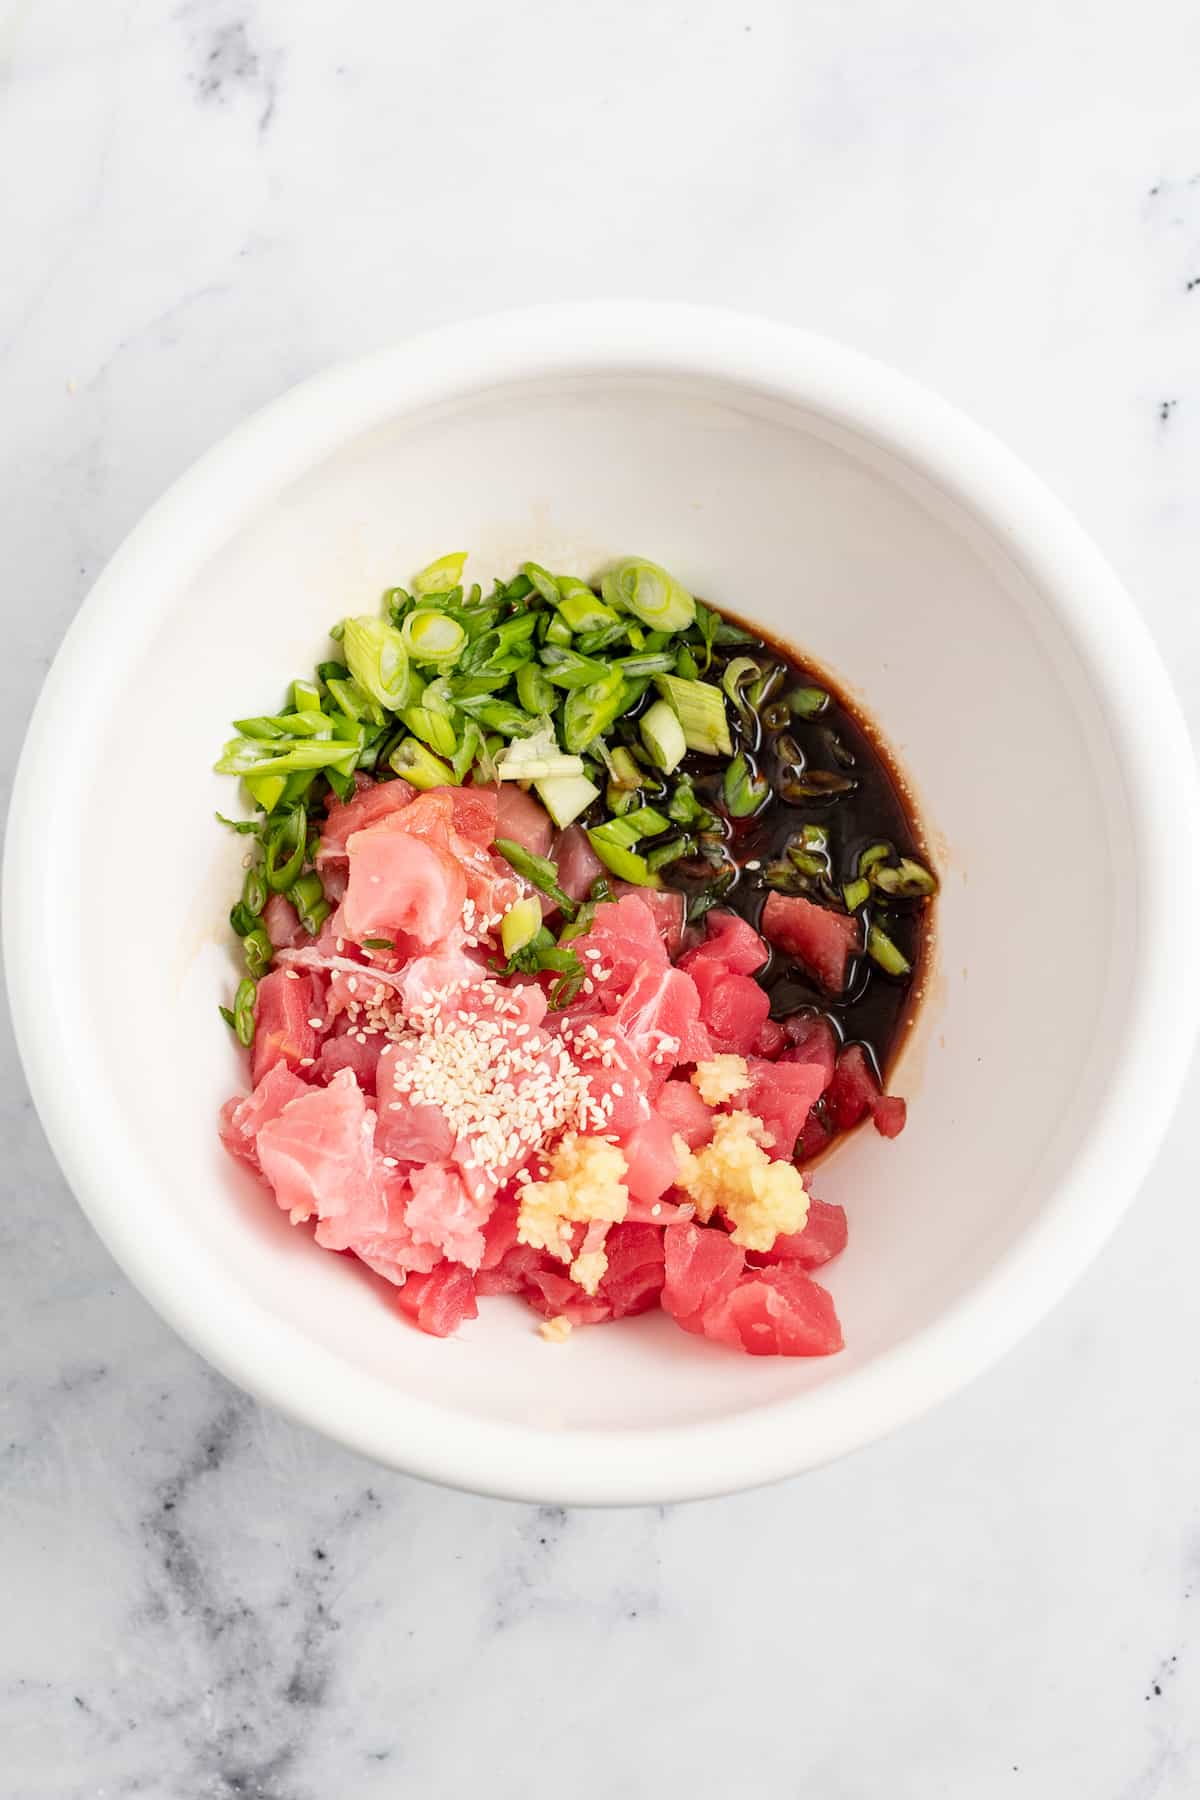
(307, 1018), (323, 1029)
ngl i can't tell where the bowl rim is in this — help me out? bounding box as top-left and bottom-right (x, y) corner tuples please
(6, 302), (1198, 1505)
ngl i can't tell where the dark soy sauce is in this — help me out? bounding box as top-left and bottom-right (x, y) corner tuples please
(606, 615), (934, 1082)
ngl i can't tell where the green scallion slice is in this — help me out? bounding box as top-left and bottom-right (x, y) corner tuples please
(654, 674), (732, 758)
(867, 923), (911, 976)
(412, 552), (467, 597)
(600, 557), (696, 632)
(400, 608), (468, 668)
(492, 838), (578, 919)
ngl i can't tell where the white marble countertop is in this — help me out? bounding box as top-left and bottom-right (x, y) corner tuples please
(3, 3), (1200, 1795)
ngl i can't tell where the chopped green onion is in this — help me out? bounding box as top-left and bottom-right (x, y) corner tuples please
(243, 925), (273, 979)
(233, 977), (257, 1047)
(540, 646), (611, 690)
(229, 902), (255, 937)
(586, 830), (662, 889)
(616, 651), (677, 678)
(666, 777), (710, 828)
(534, 772), (601, 829)
(870, 857), (938, 898)
(242, 866), (267, 916)
(412, 552), (467, 596)
(292, 679), (323, 714)
(242, 771), (286, 814)
(620, 804), (672, 837)
(389, 738), (457, 788)
(843, 878), (871, 911)
(448, 672), (511, 697)
(722, 656), (762, 723)
(493, 719), (585, 783)
(654, 674), (733, 758)
(451, 720), (482, 785)
(788, 685), (830, 719)
(522, 561), (561, 606)
(218, 1004), (236, 1030)
(460, 613), (540, 675)
(685, 871), (735, 923)
(452, 696), (535, 737)
(342, 616), (412, 711)
(562, 670), (627, 753)
(323, 675), (380, 725)
(867, 923), (911, 976)
(400, 609), (468, 668)
(601, 557), (696, 632)
(400, 705), (459, 756)
(858, 841), (894, 876)
(722, 752), (769, 818)
(646, 835), (693, 872)
(361, 937), (395, 951)
(501, 896), (543, 957)
(607, 746), (643, 791)
(492, 838), (578, 918)
(516, 662), (556, 715)
(776, 768), (857, 801)
(638, 698), (687, 773)
(263, 807), (306, 892)
(216, 811), (261, 835)
(554, 584), (617, 633)
(232, 715), (289, 741)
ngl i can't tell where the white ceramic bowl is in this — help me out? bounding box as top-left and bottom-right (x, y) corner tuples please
(6, 305), (1197, 1504)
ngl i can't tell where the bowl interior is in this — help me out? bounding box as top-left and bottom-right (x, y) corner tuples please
(65, 368), (1132, 1454)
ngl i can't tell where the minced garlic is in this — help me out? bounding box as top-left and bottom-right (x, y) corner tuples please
(691, 1053), (751, 1106)
(674, 1110), (809, 1251)
(518, 1133), (629, 1291)
(539, 1315), (573, 1344)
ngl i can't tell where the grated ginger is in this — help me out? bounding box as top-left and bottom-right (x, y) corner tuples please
(691, 1054), (751, 1106)
(674, 1110), (810, 1251)
(539, 1315), (573, 1344)
(518, 1133), (629, 1292)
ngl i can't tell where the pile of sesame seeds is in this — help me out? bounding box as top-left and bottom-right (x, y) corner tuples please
(386, 987), (614, 1182)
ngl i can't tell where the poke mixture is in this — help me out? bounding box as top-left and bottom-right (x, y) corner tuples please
(216, 555), (936, 1355)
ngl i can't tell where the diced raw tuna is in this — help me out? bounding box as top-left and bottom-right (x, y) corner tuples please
(751, 1017), (787, 1059)
(824, 1044), (882, 1133)
(654, 1078), (716, 1149)
(599, 1223), (667, 1318)
(404, 1162), (492, 1269)
(572, 894), (668, 993)
(619, 1109), (682, 1206)
(781, 1013), (839, 1091)
(524, 1268), (614, 1326)
(342, 829), (467, 946)
(566, 1025), (654, 1135)
(553, 825), (605, 902)
(873, 1094), (907, 1138)
(475, 1240), (552, 1296)
(263, 893), (305, 951)
(797, 1107), (834, 1162)
(741, 1057), (829, 1160)
(320, 775), (415, 862)
(219, 1062), (310, 1167)
(316, 1168), (442, 1281)
(494, 784), (554, 858)
(755, 1197), (848, 1269)
(609, 962), (711, 1071)
(686, 961), (771, 1056)
(313, 1023), (383, 1094)
(679, 910), (768, 978)
(376, 1044), (457, 1162)
(661, 1222), (745, 1331)
(392, 1262), (479, 1337)
(256, 1068), (380, 1230)
(478, 1200), (520, 1270)
(251, 969), (321, 1087)
(761, 892), (861, 994)
(371, 788), (518, 923)
(393, 945), (488, 1016)
(700, 1263), (843, 1356)
(614, 884), (686, 958)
